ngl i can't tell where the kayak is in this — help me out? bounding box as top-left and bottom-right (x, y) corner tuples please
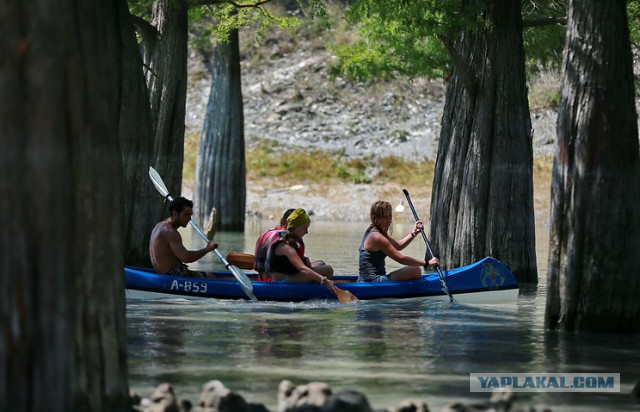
(125, 256), (519, 304)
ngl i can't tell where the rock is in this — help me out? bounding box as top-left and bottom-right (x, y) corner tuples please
(148, 383), (180, 412)
(278, 380), (332, 412)
(200, 379), (249, 412)
(442, 389), (549, 412)
(248, 403), (273, 412)
(392, 399), (429, 412)
(130, 391), (142, 407)
(286, 406), (323, 412)
(489, 389), (515, 411)
(441, 403), (487, 412)
(321, 390), (372, 412)
(632, 379), (640, 402)
(180, 399), (192, 412)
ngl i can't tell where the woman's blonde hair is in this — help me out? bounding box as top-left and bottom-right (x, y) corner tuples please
(370, 201), (392, 235)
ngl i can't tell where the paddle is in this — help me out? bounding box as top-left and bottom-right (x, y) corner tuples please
(226, 252), (359, 304)
(402, 189), (454, 302)
(149, 167), (257, 302)
(226, 252), (255, 270)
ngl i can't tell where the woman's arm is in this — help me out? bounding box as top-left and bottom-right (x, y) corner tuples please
(277, 243), (328, 283)
(388, 220), (423, 251)
(368, 232), (426, 267)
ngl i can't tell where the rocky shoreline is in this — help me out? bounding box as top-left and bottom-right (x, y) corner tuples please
(131, 379), (553, 412)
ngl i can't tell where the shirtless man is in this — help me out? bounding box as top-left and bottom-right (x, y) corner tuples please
(149, 197), (218, 278)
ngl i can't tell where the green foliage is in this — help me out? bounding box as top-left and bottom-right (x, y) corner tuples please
(330, 0), (573, 81)
(628, 0), (640, 43)
(522, 0), (566, 72)
(331, 0), (475, 81)
(128, 0), (328, 50)
(334, 157), (371, 184)
(189, 0), (329, 50)
(192, 3), (300, 46)
(128, 0), (153, 20)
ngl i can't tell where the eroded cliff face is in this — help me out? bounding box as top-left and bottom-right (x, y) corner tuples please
(182, 30), (562, 222)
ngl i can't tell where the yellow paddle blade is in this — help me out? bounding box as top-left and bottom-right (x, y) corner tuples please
(333, 285), (360, 304)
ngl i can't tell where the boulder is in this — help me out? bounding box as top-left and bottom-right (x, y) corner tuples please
(321, 390), (372, 412)
(200, 379), (249, 412)
(278, 380), (332, 412)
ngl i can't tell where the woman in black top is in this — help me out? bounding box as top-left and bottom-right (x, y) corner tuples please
(358, 201), (439, 282)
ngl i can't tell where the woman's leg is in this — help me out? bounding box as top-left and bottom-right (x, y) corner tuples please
(388, 266), (421, 281)
(311, 261), (334, 278)
(283, 264), (334, 283)
(268, 271), (289, 282)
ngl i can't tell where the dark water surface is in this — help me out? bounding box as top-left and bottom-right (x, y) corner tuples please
(127, 219), (640, 411)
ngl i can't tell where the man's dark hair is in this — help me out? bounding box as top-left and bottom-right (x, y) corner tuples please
(169, 197), (193, 214)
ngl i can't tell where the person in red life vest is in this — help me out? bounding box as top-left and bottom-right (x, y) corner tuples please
(253, 209), (294, 281)
(258, 208), (334, 288)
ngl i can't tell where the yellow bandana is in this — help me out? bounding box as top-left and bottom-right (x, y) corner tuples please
(286, 208), (310, 228)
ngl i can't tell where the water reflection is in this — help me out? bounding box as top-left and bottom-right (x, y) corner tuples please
(127, 220), (640, 412)
(353, 305), (388, 360)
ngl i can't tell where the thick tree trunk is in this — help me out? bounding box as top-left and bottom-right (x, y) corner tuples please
(194, 29), (247, 231)
(117, 0), (156, 266)
(430, 0), (537, 283)
(0, 0), (129, 410)
(147, 0), (189, 200)
(545, 0), (640, 333)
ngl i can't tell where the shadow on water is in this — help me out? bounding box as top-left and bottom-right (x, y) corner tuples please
(127, 221), (640, 411)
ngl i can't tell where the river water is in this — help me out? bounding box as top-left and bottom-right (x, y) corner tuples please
(126, 218), (640, 411)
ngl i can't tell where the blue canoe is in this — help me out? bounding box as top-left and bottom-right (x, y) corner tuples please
(125, 256), (519, 304)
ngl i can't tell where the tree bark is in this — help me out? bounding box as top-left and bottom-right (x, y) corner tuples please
(0, 0), (129, 410)
(117, 0), (156, 266)
(430, 0), (538, 283)
(194, 29), (247, 231)
(147, 0), (189, 200)
(545, 0), (640, 333)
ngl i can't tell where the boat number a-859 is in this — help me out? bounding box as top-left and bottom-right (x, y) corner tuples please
(170, 280), (207, 293)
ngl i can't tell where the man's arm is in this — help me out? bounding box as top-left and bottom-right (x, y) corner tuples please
(167, 231), (217, 263)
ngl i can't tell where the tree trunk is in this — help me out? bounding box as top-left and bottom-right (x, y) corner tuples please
(545, 0), (640, 333)
(117, 0), (156, 266)
(430, 0), (537, 283)
(194, 29), (247, 231)
(0, 0), (129, 410)
(147, 0), (189, 200)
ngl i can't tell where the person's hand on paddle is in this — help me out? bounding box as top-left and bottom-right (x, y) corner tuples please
(410, 220), (423, 238)
(424, 257), (439, 269)
(319, 275), (335, 291)
(205, 241), (218, 252)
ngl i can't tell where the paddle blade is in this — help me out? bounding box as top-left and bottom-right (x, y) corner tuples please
(226, 253), (255, 270)
(229, 265), (257, 302)
(149, 167), (171, 199)
(333, 285), (360, 304)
